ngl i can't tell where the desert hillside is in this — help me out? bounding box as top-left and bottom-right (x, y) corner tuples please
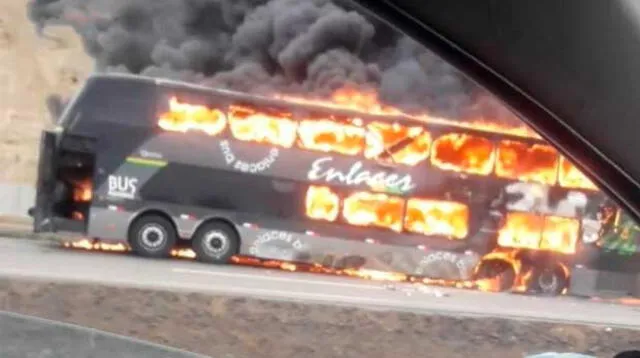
(0, 0), (92, 184)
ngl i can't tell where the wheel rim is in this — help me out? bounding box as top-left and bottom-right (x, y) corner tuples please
(203, 231), (229, 256)
(139, 224), (167, 251)
(537, 269), (559, 293)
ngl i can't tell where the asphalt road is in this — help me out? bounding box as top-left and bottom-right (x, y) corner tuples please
(0, 237), (639, 330)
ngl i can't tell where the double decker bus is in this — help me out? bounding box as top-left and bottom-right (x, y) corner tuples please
(29, 73), (639, 297)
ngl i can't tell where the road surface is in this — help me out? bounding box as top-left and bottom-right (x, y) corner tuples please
(0, 237), (639, 329)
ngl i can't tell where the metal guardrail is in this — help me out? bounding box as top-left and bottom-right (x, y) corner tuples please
(0, 183), (34, 217)
(0, 311), (209, 358)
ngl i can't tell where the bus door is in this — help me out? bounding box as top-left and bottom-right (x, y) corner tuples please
(30, 130), (57, 233)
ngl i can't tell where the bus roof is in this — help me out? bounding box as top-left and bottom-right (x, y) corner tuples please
(59, 73), (540, 142)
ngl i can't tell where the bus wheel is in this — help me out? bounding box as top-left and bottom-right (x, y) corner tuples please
(128, 214), (177, 259)
(192, 221), (239, 264)
(530, 265), (568, 296)
(474, 259), (516, 292)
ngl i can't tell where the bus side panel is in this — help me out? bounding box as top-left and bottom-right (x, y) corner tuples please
(87, 206), (135, 242)
(87, 144), (172, 241)
(236, 225), (483, 280)
(87, 203), (219, 242)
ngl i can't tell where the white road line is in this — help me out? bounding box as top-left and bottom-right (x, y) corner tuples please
(170, 267), (388, 290)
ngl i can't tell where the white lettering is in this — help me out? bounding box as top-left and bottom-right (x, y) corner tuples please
(505, 182), (543, 211)
(416, 251), (471, 278)
(307, 156), (415, 192)
(219, 140), (279, 173)
(249, 230), (302, 258)
(139, 150), (163, 159)
(505, 182), (588, 216)
(107, 175), (138, 199)
(556, 191), (588, 217)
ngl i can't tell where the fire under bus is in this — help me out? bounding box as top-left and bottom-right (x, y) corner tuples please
(29, 73), (640, 298)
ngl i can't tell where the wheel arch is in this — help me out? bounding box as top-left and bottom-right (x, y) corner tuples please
(192, 217), (242, 246)
(128, 209), (179, 240)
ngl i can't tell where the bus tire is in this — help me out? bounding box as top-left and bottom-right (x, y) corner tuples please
(474, 259), (516, 292)
(192, 221), (239, 264)
(128, 214), (177, 259)
(529, 264), (568, 296)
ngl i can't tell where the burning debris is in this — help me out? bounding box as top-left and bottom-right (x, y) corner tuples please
(61, 237), (566, 295)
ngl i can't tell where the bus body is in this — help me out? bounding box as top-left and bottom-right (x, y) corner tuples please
(30, 73), (640, 296)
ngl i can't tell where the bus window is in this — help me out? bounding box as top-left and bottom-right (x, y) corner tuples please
(79, 77), (158, 128)
(364, 121), (431, 166)
(558, 156), (598, 190)
(404, 199), (469, 239)
(305, 186), (340, 222)
(495, 141), (558, 185)
(157, 97), (227, 136)
(496, 212), (580, 254)
(431, 133), (494, 175)
(498, 212), (544, 251)
(297, 119), (366, 156)
(228, 105), (297, 148)
(540, 216), (580, 254)
(342, 191), (404, 232)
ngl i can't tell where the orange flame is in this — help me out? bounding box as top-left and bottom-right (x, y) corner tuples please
(342, 191), (405, 232)
(498, 212), (545, 251)
(62, 238), (575, 297)
(72, 179), (92, 203)
(305, 186), (340, 222)
(228, 105), (298, 148)
(157, 93), (601, 193)
(297, 119), (366, 156)
(63, 239), (129, 252)
(497, 212), (579, 254)
(540, 216), (581, 255)
(158, 97), (227, 136)
(277, 87), (541, 139)
(404, 199), (469, 239)
(431, 133), (495, 175)
(305, 186), (470, 239)
(496, 141), (558, 185)
(364, 122), (431, 166)
(558, 156), (598, 191)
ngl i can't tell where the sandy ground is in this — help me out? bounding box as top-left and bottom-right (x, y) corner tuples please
(0, 278), (638, 358)
(0, 0), (91, 184)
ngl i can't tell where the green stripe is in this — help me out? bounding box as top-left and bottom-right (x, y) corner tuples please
(126, 157), (168, 167)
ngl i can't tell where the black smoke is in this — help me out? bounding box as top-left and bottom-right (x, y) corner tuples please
(27, 0), (520, 125)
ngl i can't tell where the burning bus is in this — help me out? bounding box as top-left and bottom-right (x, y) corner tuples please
(29, 73), (640, 297)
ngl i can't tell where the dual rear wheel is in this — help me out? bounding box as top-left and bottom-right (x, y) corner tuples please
(127, 215), (239, 263)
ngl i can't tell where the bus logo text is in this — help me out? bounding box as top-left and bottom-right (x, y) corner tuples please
(307, 157), (415, 192)
(107, 175), (138, 199)
(219, 140), (279, 174)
